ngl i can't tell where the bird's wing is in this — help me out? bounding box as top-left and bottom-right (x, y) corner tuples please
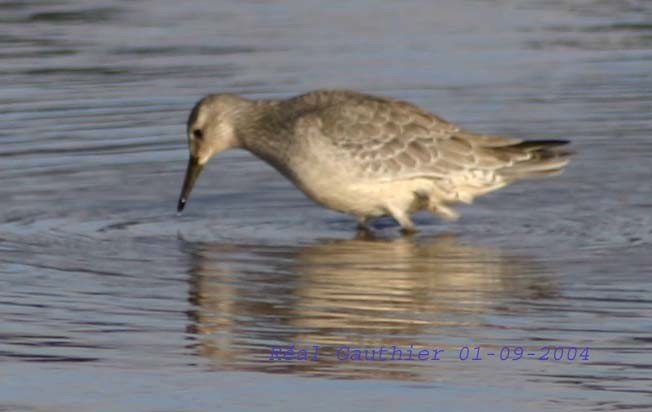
(308, 97), (523, 181)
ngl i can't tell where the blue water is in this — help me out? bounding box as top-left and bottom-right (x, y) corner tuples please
(1, 1), (651, 411)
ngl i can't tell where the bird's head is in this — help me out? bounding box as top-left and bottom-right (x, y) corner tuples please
(177, 94), (246, 212)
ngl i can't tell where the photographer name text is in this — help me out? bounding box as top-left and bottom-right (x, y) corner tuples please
(268, 345), (590, 362)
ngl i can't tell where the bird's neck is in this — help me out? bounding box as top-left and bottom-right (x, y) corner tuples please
(235, 99), (293, 166)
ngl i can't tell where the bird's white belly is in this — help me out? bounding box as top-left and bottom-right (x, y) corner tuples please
(279, 141), (435, 218)
(292, 169), (433, 218)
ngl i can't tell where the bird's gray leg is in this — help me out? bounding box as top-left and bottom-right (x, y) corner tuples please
(428, 199), (460, 221)
(386, 205), (417, 234)
(355, 216), (374, 238)
(356, 216), (370, 230)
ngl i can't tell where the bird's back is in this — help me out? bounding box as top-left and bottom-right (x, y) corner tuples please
(280, 90), (569, 179)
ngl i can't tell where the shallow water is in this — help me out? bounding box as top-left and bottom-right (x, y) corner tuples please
(1, 0), (651, 411)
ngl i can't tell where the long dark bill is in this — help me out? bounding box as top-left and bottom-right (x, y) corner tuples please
(177, 156), (203, 212)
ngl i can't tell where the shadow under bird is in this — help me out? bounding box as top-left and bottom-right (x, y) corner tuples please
(177, 90), (571, 232)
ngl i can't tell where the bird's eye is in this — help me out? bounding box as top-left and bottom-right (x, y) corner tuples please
(193, 129), (203, 139)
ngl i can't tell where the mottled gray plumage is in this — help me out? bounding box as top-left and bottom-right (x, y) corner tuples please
(178, 90), (571, 232)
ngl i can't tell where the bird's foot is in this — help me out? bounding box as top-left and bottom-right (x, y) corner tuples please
(354, 227), (376, 240)
(400, 224), (418, 236)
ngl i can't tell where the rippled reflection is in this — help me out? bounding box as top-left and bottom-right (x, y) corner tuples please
(182, 235), (556, 379)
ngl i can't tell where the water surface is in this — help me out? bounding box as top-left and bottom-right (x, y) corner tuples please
(1, 0), (651, 411)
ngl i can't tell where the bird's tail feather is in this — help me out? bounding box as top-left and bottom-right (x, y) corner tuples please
(497, 140), (573, 181)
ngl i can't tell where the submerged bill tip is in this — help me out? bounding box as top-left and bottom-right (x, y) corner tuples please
(177, 197), (186, 213)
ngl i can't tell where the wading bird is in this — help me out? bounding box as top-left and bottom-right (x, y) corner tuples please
(177, 90), (571, 232)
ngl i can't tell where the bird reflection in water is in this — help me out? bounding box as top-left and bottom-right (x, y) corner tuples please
(181, 234), (557, 380)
